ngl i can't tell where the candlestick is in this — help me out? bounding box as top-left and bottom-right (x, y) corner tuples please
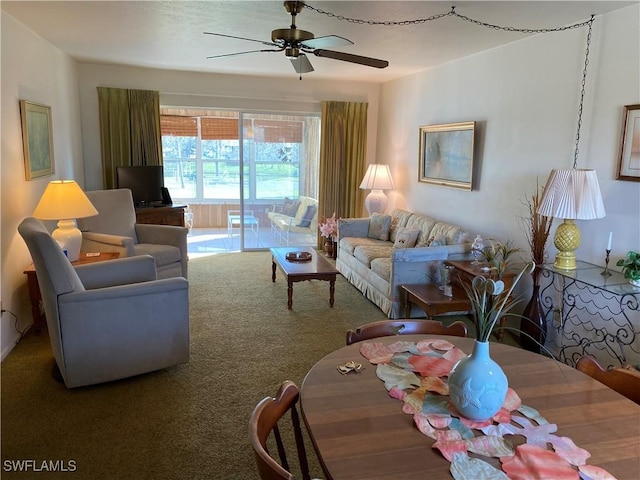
(601, 249), (612, 277)
(607, 231), (612, 251)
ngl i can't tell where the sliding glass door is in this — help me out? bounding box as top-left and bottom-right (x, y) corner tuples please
(161, 109), (320, 252)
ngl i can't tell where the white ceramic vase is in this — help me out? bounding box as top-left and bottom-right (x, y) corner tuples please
(448, 340), (508, 421)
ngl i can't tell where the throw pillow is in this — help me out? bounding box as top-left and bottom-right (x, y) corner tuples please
(281, 197), (300, 217)
(367, 213), (392, 241)
(428, 234), (447, 247)
(393, 228), (420, 249)
(297, 204), (317, 228)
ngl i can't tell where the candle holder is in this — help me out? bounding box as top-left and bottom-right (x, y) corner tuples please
(601, 249), (612, 277)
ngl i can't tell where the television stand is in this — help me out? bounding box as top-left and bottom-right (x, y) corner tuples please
(135, 204), (186, 227)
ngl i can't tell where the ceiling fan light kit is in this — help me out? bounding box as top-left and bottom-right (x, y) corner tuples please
(204, 0), (388, 76)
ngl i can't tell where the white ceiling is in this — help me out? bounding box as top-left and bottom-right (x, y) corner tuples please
(2, 1), (636, 82)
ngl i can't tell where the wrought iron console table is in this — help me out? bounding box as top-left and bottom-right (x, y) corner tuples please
(539, 261), (640, 369)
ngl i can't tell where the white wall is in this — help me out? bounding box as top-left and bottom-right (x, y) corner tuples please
(378, 5), (640, 270)
(1, 13), (84, 359)
(76, 64), (381, 190)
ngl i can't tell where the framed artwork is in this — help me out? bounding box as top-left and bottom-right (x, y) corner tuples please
(617, 104), (640, 182)
(20, 100), (55, 180)
(418, 121), (475, 190)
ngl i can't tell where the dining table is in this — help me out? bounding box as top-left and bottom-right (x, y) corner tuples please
(300, 335), (640, 480)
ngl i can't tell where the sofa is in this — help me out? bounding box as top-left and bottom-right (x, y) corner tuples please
(336, 208), (472, 318)
(267, 196), (318, 245)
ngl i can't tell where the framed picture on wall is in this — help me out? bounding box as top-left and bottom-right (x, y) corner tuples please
(20, 100), (55, 180)
(418, 121), (475, 190)
(617, 104), (640, 182)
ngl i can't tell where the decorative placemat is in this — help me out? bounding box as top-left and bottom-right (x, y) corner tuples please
(358, 340), (616, 480)
(286, 251), (312, 262)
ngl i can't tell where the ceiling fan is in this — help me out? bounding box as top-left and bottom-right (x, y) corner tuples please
(204, 0), (389, 75)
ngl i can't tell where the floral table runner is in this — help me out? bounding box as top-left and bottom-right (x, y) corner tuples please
(359, 338), (618, 480)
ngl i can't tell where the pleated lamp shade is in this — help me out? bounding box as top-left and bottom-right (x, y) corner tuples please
(537, 169), (606, 220)
(537, 168), (605, 270)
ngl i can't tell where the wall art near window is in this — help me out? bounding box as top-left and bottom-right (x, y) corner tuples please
(418, 121), (475, 190)
(617, 104), (640, 182)
(20, 100), (55, 180)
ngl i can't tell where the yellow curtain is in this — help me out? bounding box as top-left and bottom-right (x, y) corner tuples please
(128, 89), (163, 168)
(97, 87), (162, 188)
(318, 101), (368, 230)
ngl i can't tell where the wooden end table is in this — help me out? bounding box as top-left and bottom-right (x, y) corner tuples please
(24, 252), (119, 334)
(270, 247), (339, 309)
(401, 283), (471, 318)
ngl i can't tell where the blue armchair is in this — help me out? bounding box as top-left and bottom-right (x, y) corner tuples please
(18, 217), (190, 388)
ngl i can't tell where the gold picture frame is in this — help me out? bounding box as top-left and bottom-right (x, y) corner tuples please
(20, 100), (55, 180)
(418, 121), (475, 190)
(616, 104), (640, 182)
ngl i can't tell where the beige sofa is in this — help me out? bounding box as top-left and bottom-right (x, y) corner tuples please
(337, 208), (472, 318)
(267, 196), (318, 245)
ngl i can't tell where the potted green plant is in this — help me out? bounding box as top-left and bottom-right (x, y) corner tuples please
(616, 251), (640, 287)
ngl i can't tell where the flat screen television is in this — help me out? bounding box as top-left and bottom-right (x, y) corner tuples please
(116, 165), (165, 207)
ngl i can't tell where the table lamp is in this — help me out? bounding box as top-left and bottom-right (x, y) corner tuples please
(359, 164), (395, 216)
(33, 180), (98, 261)
(537, 168), (605, 270)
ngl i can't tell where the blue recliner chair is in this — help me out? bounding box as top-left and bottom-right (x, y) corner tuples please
(18, 217), (190, 388)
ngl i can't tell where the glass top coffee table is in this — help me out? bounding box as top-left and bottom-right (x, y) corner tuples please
(270, 247), (339, 309)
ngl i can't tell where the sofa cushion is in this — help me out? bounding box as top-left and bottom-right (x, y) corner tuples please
(429, 222), (468, 245)
(393, 228), (420, 248)
(297, 204), (317, 227)
(340, 237), (390, 256)
(389, 209), (414, 243)
(407, 215), (438, 247)
(282, 197), (300, 217)
(371, 257), (392, 282)
(353, 245), (393, 268)
(368, 213), (392, 241)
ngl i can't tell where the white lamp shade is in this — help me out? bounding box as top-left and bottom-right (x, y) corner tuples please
(32, 180), (97, 261)
(33, 180), (98, 220)
(359, 164), (395, 191)
(537, 169), (605, 220)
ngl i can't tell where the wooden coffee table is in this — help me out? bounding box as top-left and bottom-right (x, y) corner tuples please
(270, 247), (339, 309)
(401, 283), (471, 318)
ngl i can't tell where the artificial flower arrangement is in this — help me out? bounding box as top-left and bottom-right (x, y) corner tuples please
(319, 212), (337, 239)
(465, 239), (539, 341)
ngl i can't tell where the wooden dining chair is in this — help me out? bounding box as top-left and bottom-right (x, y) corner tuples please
(250, 380), (319, 480)
(576, 355), (640, 405)
(346, 319), (468, 345)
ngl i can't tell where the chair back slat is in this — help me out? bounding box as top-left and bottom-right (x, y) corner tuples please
(250, 381), (313, 480)
(346, 319), (467, 345)
(576, 355), (640, 405)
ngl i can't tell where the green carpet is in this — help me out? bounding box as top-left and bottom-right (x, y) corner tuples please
(2, 251), (395, 479)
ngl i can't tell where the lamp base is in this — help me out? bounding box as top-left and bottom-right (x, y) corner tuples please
(553, 219), (581, 270)
(51, 219), (82, 262)
(364, 189), (388, 216)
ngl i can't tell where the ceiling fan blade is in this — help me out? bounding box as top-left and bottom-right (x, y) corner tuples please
(313, 49), (389, 69)
(203, 32), (276, 48)
(290, 54), (314, 74)
(207, 49), (282, 59)
(301, 35), (353, 50)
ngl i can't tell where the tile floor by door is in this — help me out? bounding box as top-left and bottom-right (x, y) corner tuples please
(187, 227), (318, 258)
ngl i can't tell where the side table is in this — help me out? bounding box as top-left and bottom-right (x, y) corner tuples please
(23, 252), (119, 334)
(401, 283), (471, 319)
